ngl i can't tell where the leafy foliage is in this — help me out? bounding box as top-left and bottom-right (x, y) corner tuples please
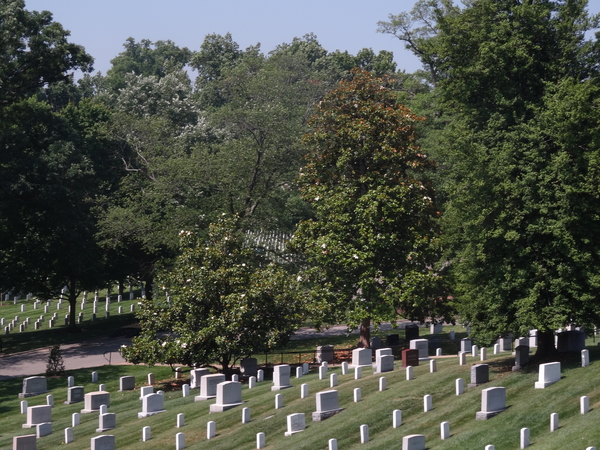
(291, 68), (451, 347)
(46, 344), (65, 376)
(121, 215), (306, 374)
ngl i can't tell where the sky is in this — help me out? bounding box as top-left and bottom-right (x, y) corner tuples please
(24, 0), (426, 76)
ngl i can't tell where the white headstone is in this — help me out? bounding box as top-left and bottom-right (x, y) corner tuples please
(257, 432), (265, 449)
(209, 381), (243, 412)
(177, 413), (185, 428)
(402, 434), (426, 450)
(581, 395), (590, 414)
(476, 387), (507, 420)
(138, 393), (165, 418)
(410, 339), (429, 360)
(195, 374), (226, 400)
(284, 413), (305, 436)
(330, 373), (338, 387)
(142, 426), (151, 441)
(441, 421), (450, 440)
(275, 393), (284, 409)
(550, 412), (559, 432)
(351, 348), (372, 367)
(354, 388), (361, 402)
(535, 362), (561, 388)
(72, 412), (80, 427)
(582, 349), (590, 367)
(271, 365), (292, 391)
(456, 378), (464, 396)
(379, 376), (387, 391)
(520, 427), (530, 448)
(176, 432), (184, 449)
(360, 424), (369, 443)
(301, 383), (309, 398)
(242, 407), (251, 424)
(393, 409), (402, 428)
(424, 394), (432, 412)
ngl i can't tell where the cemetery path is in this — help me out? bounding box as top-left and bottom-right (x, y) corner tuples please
(0, 335), (131, 380)
(0, 320), (420, 380)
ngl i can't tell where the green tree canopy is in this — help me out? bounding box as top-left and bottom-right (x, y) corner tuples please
(0, 0), (92, 105)
(121, 215), (306, 375)
(291, 68), (451, 347)
(390, 0), (600, 356)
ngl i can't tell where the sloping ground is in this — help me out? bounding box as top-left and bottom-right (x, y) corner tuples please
(1, 347), (599, 449)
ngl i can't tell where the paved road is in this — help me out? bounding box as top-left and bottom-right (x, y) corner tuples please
(0, 320), (419, 380)
(0, 336), (131, 380)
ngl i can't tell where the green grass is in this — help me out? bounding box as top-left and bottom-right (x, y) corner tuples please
(3, 344), (600, 449)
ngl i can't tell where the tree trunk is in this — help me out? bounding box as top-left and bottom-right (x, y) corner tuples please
(535, 330), (558, 358)
(359, 317), (371, 348)
(67, 277), (77, 330)
(144, 275), (153, 301)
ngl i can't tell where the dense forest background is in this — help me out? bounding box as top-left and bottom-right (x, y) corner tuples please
(2, 0), (600, 364)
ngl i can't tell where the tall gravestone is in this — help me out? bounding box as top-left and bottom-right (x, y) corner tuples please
(468, 364), (489, 387)
(81, 392), (110, 414)
(312, 390), (343, 421)
(65, 386), (84, 404)
(195, 374), (226, 401)
(316, 345), (334, 363)
(190, 368), (210, 389)
(19, 376), (48, 398)
(209, 381), (243, 412)
(410, 339), (430, 361)
(405, 324), (419, 342)
(351, 348), (372, 368)
(535, 362), (561, 388)
(271, 365), (292, 391)
(476, 387), (507, 420)
(138, 393), (166, 418)
(240, 358), (258, 377)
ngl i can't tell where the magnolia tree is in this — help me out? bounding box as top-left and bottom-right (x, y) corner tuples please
(291, 68), (452, 348)
(121, 215), (306, 375)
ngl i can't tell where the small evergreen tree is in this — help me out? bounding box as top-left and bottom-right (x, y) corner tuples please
(46, 344), (65, 376)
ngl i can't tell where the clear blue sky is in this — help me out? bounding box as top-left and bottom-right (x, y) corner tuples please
(24, 0), (424, 75)
(25, 0), (600, 77)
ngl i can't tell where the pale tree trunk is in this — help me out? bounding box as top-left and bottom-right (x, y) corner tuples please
(359, 317), (371, 348)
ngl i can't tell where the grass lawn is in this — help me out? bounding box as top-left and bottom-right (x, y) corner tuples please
(2, 342), (600, 449)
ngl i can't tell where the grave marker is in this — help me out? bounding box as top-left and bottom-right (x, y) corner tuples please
(402, 434), (425, 450)
(209, 381), (243, 412)
(313, 389), (343, 421)
(476, 387), (507, 420)
(401, 349), (419, 367)
(65, 386), (84, 404)
(91, 435), (115, 450)
(285, 413), (305, 436)
(410, 339), (430, 360)
(469, 364), (489, 387)
(138, 393), (166, 418)
(271, 365), (292, 391)
(351, 348), (372, 368)
(190, 368), (210, 389)
(195, 374), (226, 401)
(19, 376), (48, 398)
(22, 405), (51, 428)
(534, 362), (561, 388)
(81, 391), (110, 414)
(119, 376), (135, 391)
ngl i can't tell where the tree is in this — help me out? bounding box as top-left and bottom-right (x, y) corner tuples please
(105, 38), (192, 91)
(0, 98), (121, 327)
(120, 215), (306, 375)
(407, 0), (600, 356)
(291, 68), (451, 348)
(0, 0), (93, 106)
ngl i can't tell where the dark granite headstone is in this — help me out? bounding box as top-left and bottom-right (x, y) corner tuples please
(512, 345), (530, 370)
(402, 349), (419, 367)
(469, 364), (489, 387)
(370, 337), (383, 351)
(405, 324), (420, 342)
(556, 330), (585, 352)
(386, 334), (400, 346)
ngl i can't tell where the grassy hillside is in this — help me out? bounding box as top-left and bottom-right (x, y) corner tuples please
(2, 345), (599, 449)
